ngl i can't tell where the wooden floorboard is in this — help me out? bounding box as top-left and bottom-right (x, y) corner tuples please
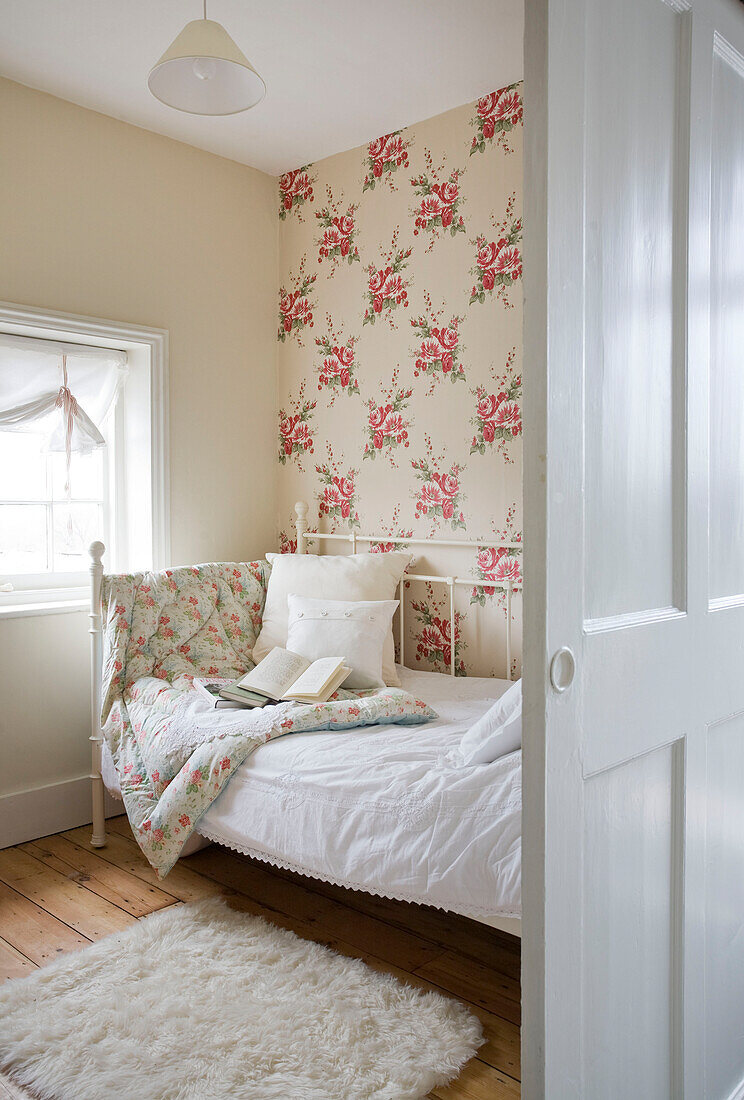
(20, 835), (178, 917)
(1, 816), (521, 1097)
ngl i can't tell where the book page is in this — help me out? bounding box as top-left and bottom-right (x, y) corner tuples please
(285, 664), (351, 703)
(283, 656), (346, 699)
(237, 647), (311, 699)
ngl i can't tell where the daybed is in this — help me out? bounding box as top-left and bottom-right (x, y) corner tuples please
(89, 505), (522, 935)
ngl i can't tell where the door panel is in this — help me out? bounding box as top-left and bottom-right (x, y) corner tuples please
(705, 712), (744, 1100)
(523, 0), (744, 1095)
(583, 744), (680, 1099)
(584, 0), (686, 624)
(709, 40), (744, 607)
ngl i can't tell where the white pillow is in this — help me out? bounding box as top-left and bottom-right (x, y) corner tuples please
(457, 679), (522, 765)
(286, 594), (399, 690)
(254, 552), (411, 686)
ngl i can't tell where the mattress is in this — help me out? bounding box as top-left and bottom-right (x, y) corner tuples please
(102, 668), (521, 919)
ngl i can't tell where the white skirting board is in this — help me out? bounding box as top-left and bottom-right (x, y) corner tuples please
(0, 775), (121, 849)
(474, 913), (522, 938)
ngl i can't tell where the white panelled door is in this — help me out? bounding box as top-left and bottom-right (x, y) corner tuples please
(523, 0), (744, 1096)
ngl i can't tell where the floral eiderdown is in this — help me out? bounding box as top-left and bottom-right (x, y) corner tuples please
(276, 82), (524, 678)
(101, 562), (436, 876)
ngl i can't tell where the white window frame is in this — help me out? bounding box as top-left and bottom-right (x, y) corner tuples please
(0, 301), (169, 618)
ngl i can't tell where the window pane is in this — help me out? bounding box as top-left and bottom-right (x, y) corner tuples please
(50, 447), (104, 501)
(0, 504), (48, 573)
(0, 433), (48, 500)
(52, 502), (103, 572)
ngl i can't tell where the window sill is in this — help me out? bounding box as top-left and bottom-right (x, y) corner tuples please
(0, 589), (88, 620)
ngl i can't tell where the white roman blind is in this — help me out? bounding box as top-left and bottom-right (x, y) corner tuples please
(0, 335), (127, 476)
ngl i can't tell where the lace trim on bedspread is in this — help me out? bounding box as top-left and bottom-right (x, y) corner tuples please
(195, 822), (521, 920)
(147, 696), (295, 762)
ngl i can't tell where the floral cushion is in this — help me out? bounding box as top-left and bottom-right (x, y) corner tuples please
(101, 561), (270, 724)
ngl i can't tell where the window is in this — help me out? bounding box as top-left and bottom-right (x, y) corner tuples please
(0, 431), (107, 578)
(0, 304), (169, 616)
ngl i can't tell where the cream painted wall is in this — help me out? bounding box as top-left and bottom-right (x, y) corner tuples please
(0, 78), (278, 808)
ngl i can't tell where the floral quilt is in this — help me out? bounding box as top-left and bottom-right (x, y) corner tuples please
(100, 562), (437, 877)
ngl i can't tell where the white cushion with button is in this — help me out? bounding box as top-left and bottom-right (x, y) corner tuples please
(254, 552), (411, 686)
(285, 594), (399, 690)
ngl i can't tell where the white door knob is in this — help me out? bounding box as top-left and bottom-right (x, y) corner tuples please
(550, 647), (576, 693)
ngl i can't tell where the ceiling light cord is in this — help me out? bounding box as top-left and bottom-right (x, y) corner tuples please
(203, 0), (207, 19)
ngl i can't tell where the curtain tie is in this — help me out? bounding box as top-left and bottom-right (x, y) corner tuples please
(54, 355), (78, 496)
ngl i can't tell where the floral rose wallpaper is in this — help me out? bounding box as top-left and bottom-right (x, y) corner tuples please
(276, 84), (523, 678)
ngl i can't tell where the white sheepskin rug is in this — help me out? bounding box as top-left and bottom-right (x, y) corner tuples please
(0, 897), (483, 1099)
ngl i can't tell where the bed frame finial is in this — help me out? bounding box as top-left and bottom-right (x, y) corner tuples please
(295, 501), (309, 555)
(89, 540), (107, 848)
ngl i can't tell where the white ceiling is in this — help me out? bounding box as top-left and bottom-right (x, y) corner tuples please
(0, 0), (524, 176)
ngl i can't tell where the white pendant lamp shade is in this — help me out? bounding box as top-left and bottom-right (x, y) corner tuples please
(148, 18), (265, 115)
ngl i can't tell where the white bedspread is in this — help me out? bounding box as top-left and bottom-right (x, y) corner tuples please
(197, 668), (521, 920)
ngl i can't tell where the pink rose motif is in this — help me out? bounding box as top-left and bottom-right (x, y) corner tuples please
(339, 368), (350, 388)
(438, 326), (458, 351)
(279, 292), (295, 317)
(420, 336), (443, 362)
(279, 414), (296, 439)
(420, 194), (444, 221)
(337, 345), (354, 366)
(373, 295), (384, 314)
(382, 273), (404, 299)
(477, 241), (499, 270)
(482, 269), (496, 291)
(442, 499), (454, 520)
(322, 485), (343, 508)
(320, 226), (342, 252)
(440, 352), (453, 374)
(368, 136), (387, 161)
(336, 477), (355, 500)
(494, 400), (522, 433)
(494, 245), (522, 278)
(418, 626), (440, 651)
(291, 422), (312, 449)
(369, 269), (386, 294)
(436, 472), (459, 498)
(495, 555), (522, 583)
(383, 412), (406, 438)
(438, 181), (459, 205)
(493, 88), (522, 124)
(340, 500), (351, 519)
(369, 405), (387, 430)
(373, 430), (384, 449)
(483, 117), (496, 140)
(483, 420), (496, 443)
(478, 547), (501, 575)
(337, 215), (354, 236)
(441, 206), (453, 228)
(420, 480), (444, 508)
(477, 92), (499, 118)
(477, 394), (499, 421)
(384, 135), (406, 162)
(290, 296), (312, 322)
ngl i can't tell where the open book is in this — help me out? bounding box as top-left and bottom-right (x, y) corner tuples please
(218, 647), (351, 707)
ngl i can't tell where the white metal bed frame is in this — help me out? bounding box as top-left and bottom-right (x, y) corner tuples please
(87, 501), (522, 852)
(294, 500), (521, 680)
